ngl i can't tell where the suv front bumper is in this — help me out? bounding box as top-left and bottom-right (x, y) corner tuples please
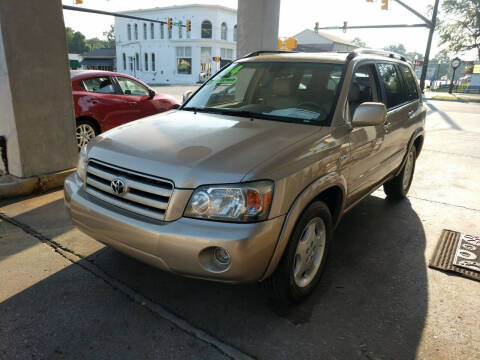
(64, 173), (285, 283)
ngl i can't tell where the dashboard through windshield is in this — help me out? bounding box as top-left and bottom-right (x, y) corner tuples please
(183, 61), (344, 125)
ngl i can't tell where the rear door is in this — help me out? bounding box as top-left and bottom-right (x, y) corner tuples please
(79, 76), (127, 130)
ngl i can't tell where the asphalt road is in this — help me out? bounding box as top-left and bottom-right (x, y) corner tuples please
(1, 99), (479, 359)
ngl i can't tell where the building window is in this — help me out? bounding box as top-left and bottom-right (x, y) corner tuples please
(135, 53), (139, 70)
(127, 24), (131, 40)
(144, 53), (148, 71)
(186, 19), (191, 39)
(143, 23), (147, 40)
(221, 22), (227, 40)
(122, 53), (126, 70)
(151, 53), (155, 71)
(150, 23), (154, 39)
(176, 46), (192, 74)
(168, 26), (172, 39)
(220, 48), (234, 67)
(160, 23), (164, 39)
(134, 24), (138, 40)
(201, 20), (212, 39)
(233, 25), (237, 41)
(178, 21), (183, 39)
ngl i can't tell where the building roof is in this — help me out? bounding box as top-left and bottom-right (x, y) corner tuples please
(119, 4), (236, 15)
(293, 29), (356, 47)
(81, 48), (116, 58)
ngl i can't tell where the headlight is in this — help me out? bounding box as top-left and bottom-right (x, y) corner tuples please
(76, 145), (88, 181)
(184, 180), (274, 222)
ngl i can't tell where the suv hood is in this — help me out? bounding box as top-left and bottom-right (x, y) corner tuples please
(88, 110), (323, 188)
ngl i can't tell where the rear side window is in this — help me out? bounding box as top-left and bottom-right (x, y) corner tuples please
(82, 77), (115, 94)
(375, 63), (404, 109)
(399, 64), (419, 101)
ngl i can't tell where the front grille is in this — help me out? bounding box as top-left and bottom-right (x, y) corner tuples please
(85, 160), (174, 221)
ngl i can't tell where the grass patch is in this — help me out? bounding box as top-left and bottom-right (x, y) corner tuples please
(431, 95), (480, 103)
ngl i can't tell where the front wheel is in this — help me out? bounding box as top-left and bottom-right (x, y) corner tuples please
(384, 146), (417, 200)
(266, 201), (332, 303)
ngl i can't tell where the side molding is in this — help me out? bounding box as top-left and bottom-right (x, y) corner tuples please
(260, 172), (347, 280)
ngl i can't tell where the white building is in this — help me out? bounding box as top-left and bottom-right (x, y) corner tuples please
(114, 4), (237, 85)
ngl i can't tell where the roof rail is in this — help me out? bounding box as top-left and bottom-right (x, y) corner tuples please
(349, 48), (408, 62)
(242, 50), (297, 58)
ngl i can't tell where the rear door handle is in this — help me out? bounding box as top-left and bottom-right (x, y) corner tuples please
(408, 110), (415, 118)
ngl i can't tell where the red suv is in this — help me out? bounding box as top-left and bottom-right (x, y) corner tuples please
(71, 70), (180, 148)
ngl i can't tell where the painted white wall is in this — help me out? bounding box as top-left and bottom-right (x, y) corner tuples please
(115, 5), (237, 85)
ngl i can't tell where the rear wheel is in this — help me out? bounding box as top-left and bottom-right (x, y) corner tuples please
(384, 146), (416, 200)
(76, 119), (99, 149)
(267, 201), (332, 303)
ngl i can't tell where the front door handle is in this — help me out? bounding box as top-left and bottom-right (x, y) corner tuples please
(408, 110), (415, 118)
(384, 121), (392, 133)
(128, 102), (136, 106)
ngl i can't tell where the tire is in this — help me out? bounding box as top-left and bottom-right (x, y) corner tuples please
(76, 118), (99, 149)
(266, 201), (332, 304)
(384, 146), (417, 200)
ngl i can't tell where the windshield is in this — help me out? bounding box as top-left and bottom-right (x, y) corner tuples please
(183, 61), (344, 125)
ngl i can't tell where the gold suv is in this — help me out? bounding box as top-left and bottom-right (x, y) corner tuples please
(64, 49), (426, 303)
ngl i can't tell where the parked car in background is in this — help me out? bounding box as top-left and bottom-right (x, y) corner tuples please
(71, 70), (180, 148)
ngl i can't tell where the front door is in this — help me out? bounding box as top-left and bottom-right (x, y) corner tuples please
(346, 63), (388, 203)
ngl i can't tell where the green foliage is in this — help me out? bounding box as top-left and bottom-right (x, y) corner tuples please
(352, 37), (366, 48)
(65, 25), (115, 54)
(384, 44), (407, 55)
(103, 25), (116, 48)
(437, 0), (480, 60)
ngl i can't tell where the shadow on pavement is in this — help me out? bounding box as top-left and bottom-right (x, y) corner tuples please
(425, 102), (462, 130)
(1, 193), (428, 359)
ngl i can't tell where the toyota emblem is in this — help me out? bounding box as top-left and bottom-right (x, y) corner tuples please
(111, 178), (126, 195)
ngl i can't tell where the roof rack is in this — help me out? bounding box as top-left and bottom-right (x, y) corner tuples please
(348, 48), (408, 62)
(242, 50), (297, 58)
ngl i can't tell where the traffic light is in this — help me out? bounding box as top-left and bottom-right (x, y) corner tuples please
(167, 18), (172, 30)
(343, 21), (347, 33)
(416, 60), (424, 67)
(75, 0), (83, 4)
(381, 0), (388, 10)
(314, 22), (319, 34)
(186, 20), (191, 32)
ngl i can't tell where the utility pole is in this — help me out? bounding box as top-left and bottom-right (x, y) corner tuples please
(419, 0), (440, 92)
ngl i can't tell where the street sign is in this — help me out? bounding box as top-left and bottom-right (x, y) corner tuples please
(473, 64), (480, 74)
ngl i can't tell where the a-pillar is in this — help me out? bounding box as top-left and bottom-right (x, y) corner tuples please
(236, 0), (281, 58)
(0, 0), (76, 178)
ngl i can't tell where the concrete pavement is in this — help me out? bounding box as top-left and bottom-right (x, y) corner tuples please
(1, 100), (480, 359)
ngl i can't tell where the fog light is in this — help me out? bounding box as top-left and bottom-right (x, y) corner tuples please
(214, 247), (231, 265)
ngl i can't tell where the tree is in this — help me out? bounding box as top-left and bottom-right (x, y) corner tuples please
(352, 37), (366, 48)
(437, 0), (480, 60)
(68, 29), (88, 54)
(85, 37), (106, 52)
(384, 44), (407, 55)
(103, 24), (115, 48)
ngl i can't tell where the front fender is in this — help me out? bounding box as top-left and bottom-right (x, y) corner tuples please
(261, 171), (347, 280)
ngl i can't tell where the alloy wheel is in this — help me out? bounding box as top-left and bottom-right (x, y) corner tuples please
(76, 124), (96, 148)
(293, 217), (326, 288)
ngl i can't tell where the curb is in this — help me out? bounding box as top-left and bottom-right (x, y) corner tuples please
(0, 168), (75, 200)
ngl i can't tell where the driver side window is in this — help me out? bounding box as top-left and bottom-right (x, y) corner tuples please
(116, 77), (149, 96)
(348, 65), (376, 120)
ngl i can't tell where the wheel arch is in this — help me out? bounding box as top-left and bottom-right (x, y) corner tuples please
(76, 116), (101, 135)
(261, 172), (347, 280)
(394, 128), (425, 177)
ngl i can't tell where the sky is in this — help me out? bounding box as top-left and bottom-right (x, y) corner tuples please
(61, 0), (477, 60)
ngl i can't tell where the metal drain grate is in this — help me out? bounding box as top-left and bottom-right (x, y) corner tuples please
(429, 229), (480, 281)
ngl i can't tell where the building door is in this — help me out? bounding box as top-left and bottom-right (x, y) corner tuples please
(200, 47), (212, 82)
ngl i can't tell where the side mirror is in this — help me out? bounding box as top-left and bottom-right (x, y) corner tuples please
(148, 89), (155, 100)
(183, 90), (193, 103)
(352, 102), (387, 127)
